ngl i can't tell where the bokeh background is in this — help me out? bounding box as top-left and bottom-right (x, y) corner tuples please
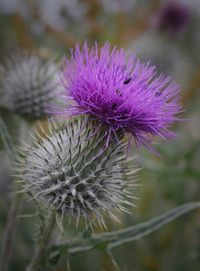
(0, 0), (200, 270)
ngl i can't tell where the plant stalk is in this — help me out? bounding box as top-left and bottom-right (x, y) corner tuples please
(0, 195), (22, 271)
(0, 120), (31, 271)
(26, 214), (55, 271)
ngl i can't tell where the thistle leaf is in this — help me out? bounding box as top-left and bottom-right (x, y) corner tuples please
(49, 201), (200, 257)
(107, 201), (200, 250)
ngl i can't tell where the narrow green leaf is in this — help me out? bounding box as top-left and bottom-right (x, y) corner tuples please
(56, 213), (64, 234)
(0, 117), (15, 160)
(50, 201), (200, 256)
(107, 202), (200, 250)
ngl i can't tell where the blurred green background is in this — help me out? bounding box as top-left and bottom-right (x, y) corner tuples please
(0, 0), (200, 270)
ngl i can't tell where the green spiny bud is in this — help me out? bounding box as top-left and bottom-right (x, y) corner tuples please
(16, 117), (138, 228)
(0, 52), (60, 121)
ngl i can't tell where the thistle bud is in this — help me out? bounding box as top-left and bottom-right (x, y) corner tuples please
(0, 53), (59, 121)
(16, 117), (137, 227)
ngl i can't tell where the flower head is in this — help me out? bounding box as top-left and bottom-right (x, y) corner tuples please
(157, 2), (190, 35)
(0, 52), (59, 121)
(61, 42), (181, 147)
(17, 116), (137, 228)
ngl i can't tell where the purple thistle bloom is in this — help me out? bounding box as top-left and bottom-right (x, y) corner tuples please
(60, 42), (181, 148)
(157, 2), (190, 35)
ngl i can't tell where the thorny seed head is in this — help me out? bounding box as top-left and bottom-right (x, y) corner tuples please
(0, 52), (60, 121)
(16, 117), (138, 228)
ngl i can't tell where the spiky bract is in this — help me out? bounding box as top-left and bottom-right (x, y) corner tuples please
(61, 42), (181, 147)
(16, 117), (137, 227)
(0, 52), (59, 121)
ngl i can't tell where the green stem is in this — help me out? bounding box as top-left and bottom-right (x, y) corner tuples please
(26, 214), (55, 271)
(0, 195), (22, 271)
(0, 120), (32, 271)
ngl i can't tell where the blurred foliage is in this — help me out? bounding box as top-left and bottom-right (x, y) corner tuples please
(0, 0), (200, 270)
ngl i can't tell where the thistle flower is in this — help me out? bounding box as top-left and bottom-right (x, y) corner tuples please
(0, 53), (59, 121)
(16, 116), (137, 228)
(157, 2), (190, 35)
(60, 42), (181, 148)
